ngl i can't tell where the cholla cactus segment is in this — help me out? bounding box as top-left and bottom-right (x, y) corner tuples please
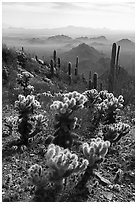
(50, 91), (87, 115)
(82, 138), (110, 167)
(28, 164), (48, 187)
(33, 114), (48, 129)
(45, 144), (88, 182)
(5, 116), (18, 127)
(15, 94), (41, 114)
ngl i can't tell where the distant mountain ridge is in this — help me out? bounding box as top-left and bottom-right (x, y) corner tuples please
(61, 43), (109, 78)
(47, 35), (72, 42)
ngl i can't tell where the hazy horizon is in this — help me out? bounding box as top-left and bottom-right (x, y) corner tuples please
(2, 1), (135, 32)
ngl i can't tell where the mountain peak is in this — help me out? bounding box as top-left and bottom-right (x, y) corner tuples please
(117, 38), (134, 46)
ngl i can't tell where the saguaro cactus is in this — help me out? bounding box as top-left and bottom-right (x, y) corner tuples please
(50, 59), (54, 76)
(108, 43), (117, 93)
(88, 71), (92, 89)
(53, 50), (57, 68)
(99, 83), (103, 91)
(89, 71), (92, 80)
(116, 45), (120, 77)
(89, 80), (93, 89)
(93, 72), (98, 89)
(75, 56), (79, 76)
(21, 46), (24, 52)
(58, 57), (61, 68)
(68, 62), (72, 85)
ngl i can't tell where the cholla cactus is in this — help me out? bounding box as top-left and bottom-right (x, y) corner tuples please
(46, 144), (88, 184)
(102, 122), (130, 143)
(50, 91), (87, 148)
(28, 164), (48, 187)
(75, 137), (110, 189)
(97, 91), (124, 124)
(17, 71), (34, 96)
(82, 137), (110, 167)
(51, 91), (87, 113)
(15, 94), (41, 115)
(33, 114), (48, 131)
(83, 89), (101, 108)
(11, 94), (44, 146)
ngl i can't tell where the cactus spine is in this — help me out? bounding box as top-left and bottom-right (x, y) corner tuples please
(93, 72), (98, 89)
(53, 50), (56, 68)
(75, 56), (79, 76)
(68, 62), (72, 85)
(50, 59), (54, 76)
(108, 43), (117, 93)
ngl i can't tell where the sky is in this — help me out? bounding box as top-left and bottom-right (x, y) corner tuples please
(2, 1), (135, 31)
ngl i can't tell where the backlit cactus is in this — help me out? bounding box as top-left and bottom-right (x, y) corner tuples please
(97, 91), (124, 124)
(45, 144), (88, 184)
(17, 71), (34, 96)
(82, 138), (110, 167)
(50, 91), (87, 148)
(15, 94), (41, 115)
(28, 164), (48, 187)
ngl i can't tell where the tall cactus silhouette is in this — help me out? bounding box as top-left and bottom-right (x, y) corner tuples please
(99, 83), (103, 91)
(93, 72), (98, 89)
(89, 79), (93, 89)
(53, 50), (56, 68)
(58, 57), (61, 68)
(108, 43), (121, 94)
(108, 43), (117, 93)
(116, 45), (120, 77)
(75, 56), (79, 76)
(68, 62), (72, 85)
(89, 71), (92, 80)
(50, 59), (54, 76)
